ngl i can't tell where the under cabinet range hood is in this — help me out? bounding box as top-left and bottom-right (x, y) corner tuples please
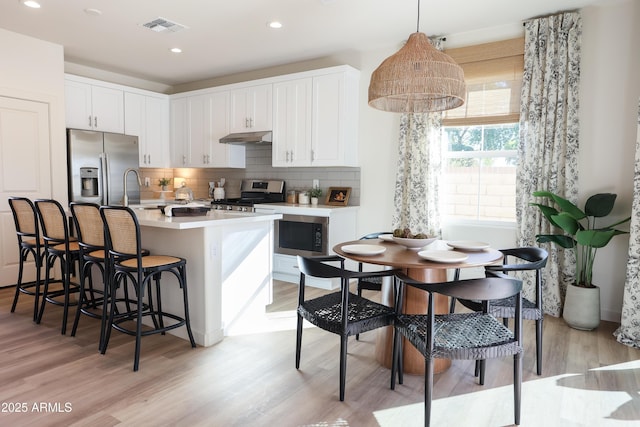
(219, 130), (272, 144)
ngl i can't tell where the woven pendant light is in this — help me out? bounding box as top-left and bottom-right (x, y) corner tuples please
(368, 1), (466, 113)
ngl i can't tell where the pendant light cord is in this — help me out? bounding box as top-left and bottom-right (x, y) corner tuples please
(416, 0), (421, 32)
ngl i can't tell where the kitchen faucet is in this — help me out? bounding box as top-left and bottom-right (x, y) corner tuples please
(122, 168), (142, 207)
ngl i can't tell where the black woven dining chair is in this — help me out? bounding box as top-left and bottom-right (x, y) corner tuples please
(484, 247), (548, 375)
(296, 255), (399, 401)
(391, 272), (523, 427)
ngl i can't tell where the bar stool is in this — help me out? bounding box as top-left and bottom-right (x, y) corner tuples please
(34, 199), (81, 334)
(100, 205), (196, 371)
(8, 197), (45, 321)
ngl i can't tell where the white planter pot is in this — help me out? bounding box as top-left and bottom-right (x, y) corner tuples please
(562, 283), (601, 330)
(311, 197), (319, 206)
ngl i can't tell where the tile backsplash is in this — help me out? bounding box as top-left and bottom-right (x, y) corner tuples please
(140, 145), (360, 205)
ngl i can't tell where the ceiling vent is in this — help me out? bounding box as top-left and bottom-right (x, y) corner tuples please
(142, 17), (188, 33)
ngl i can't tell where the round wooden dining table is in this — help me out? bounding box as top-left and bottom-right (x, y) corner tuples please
(333, 238), (503, 375)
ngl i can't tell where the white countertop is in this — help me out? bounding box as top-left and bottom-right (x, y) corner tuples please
(253, 202), (359, 216)
(133, 208), (282, 230)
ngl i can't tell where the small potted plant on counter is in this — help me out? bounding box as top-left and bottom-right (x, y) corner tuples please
(309, 187), (322, 206)
(158, 177), (171, 191)
(530, 191), (630, 330)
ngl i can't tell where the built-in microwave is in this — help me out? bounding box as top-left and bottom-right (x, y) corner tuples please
(274, 214), (328, 257)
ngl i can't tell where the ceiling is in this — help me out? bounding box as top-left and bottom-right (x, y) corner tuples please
(0, 0), (606, 86)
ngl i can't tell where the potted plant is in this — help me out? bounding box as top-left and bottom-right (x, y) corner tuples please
(530, 191), (631, 330)
(158, 177), (171, 191)
(309, 187), (323, 206)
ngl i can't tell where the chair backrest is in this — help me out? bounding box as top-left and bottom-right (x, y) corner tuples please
(70, 202), (104, 249)
(359, 232), (393, 240)
(430, 276), (523, 303)
(34, 199), (70, 243)
(297, 255), (350, 280)
(99, 206), (141, 257)
(487, 247), (548, 273)
(8, 197), (39, 240)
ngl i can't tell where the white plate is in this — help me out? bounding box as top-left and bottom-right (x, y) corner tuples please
(341, 244), (386, 256)
(378, 234), (394, 242)
(446, 240), (490, 251)
(418, 250), (469, 263)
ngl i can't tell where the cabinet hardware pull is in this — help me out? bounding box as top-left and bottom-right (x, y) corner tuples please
(245, 118), (249, 128)
(88, 116), (92, 127)
(94, 117), (97, 127)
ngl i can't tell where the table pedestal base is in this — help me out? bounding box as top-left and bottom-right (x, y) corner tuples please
(375, 267), (451, 375)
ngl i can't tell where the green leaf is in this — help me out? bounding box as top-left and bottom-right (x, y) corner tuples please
(551, 212), (581, 234)
(536, 234), (576, 248)
(530, 203), (561, 227)
(584, 193), (616, 217)
(575, 229), (617, 248)
(532, 191), (585, 219)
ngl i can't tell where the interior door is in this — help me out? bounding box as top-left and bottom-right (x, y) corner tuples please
(0, 96), (52, 286)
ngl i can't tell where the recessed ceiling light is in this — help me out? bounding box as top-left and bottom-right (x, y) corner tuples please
(170, 48), (182, 53)
(84, 8), (103, 16)
(267, 21), (283, 29)
(22, 1), (41, 8)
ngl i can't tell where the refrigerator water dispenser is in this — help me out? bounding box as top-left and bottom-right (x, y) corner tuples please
(80, 167), (99, 197)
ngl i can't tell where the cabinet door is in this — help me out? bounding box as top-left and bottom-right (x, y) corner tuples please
(188, 94), (212, 167)
(90, 85), (124, 133)
(272, 78), (312, 167)
(209, 91), (245, 168)
(143, 96), (168, 168)
(65, 80), (93, 130)
(247, 84), (272, 132)
(229, 84), (272, 133)
(311, 72), (359, 167)
(170, 98), (188, 167)
(126, 93), (168, 168)
(311, 73), (343, 166)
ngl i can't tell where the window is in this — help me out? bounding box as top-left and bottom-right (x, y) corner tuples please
(441, 38), (524, 223)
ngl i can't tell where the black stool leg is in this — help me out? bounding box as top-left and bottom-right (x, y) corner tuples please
(179, 265), (196, 347)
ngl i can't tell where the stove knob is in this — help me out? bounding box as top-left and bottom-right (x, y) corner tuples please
(241, 206), (248, 212)
(226, 205), (233, 211)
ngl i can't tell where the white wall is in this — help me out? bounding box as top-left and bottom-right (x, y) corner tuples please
(0, 28), (67, 203)
(355, 0), (640, 322)
(579, 0), (640, 321)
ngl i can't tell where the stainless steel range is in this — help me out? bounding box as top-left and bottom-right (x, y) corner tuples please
(211, 179), (285, 212)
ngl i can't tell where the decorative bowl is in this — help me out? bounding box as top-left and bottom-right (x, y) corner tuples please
(391, 236), (437, 250)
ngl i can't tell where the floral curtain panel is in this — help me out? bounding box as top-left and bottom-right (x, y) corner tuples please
(392, 38), (443, 237)
(614, 99), (640, 348)
(516, 12), (582, 316)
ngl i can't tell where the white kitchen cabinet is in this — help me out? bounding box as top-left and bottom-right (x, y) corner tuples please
(124, 92), (169, 168)
(272, 67), (359, 167)
(229, 84), (272, 133)
(272, 78), (312, 167)
(65, 78), (124, 133)
(309, 70), (359, 167)
(171, 92), (245, 168)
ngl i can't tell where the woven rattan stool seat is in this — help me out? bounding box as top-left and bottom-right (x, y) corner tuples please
(120, 255), (182, 269)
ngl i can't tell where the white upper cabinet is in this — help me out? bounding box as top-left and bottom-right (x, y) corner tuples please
(272, 78), (313, 167)
(124, 92), (169, 168)
(272, 66), (359, 167)
(229, 84), (272, 133)
(309, 69), (359, 167)
(170, 92), (245, 169)
(65, 77), (124, 133)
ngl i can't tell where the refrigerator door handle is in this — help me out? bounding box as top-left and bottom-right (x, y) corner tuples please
(101, 153), (109, 205)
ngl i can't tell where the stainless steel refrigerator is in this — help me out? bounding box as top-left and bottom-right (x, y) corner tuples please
(67, 129), (140, 205)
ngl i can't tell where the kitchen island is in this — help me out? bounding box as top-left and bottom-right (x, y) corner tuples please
(132, 209), (282, 346)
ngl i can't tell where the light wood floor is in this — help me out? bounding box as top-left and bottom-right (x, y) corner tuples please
(1, 282), (639, 427)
